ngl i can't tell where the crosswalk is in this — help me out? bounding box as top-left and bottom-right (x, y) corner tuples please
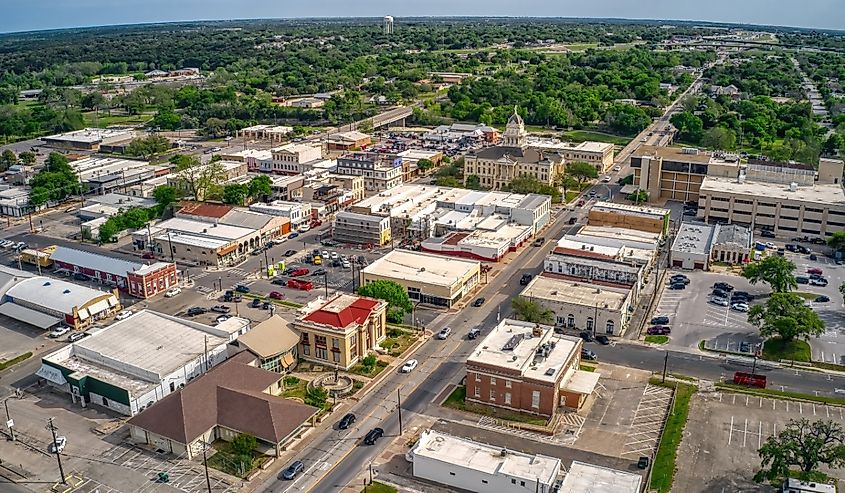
(473, 415), (583, 445)
(622, 384), (673, 458)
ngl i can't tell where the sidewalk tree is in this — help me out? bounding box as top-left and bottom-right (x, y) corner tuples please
(0, 149), (16, 170)
(565, 161), (598, 185)
(840, 281), (845, 304)
(742, 255), (797, 293)
(18, 151), (36, 166)
(755, 419), (845, 482)
(827, 231), (845, 252)
(747, 292), (824, 343)
(170, 154), (223, 201)
(153, 184), (178, 209)
(357, 280), (413, 323)
(511, 297), (554, 325)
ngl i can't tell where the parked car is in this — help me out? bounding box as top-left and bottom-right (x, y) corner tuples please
(186, 307), (208, 316)
(48, 436), (67, 454)
(472, 297), (485, 307)
(363, 428), (385, 445)
(269, 291), (284, 300)
(533, 237), (545, 247)
(579, 331), (594, 342)
(785, 244), (797, 252)
(235, 284), (251, 293)
(211, 305), (230, 314)
(739, 341), (752, 353)
(807, 267), (824, 275)
(312, 269), (327, 276)
(467, 328), (481, 340)
(330, 252), (339, 260)
(795, 275), (810, 284)
(714, 282), (734, 291)
(731, 302), (749, 312)
(519, 273), (532, 286)
(262, 301), (271, 310)
(281, 460), (304, 480)
(338, 413), (356, 430)
(67, 332), (87, 343)
(810, 278), (828, 287)
(710, 297), (729, 307)
(115, 310), (133, 321)
(288, 232), (299, 239)
(437, 327), (452, 339)
(73, 273), (90, 281)
(581, 348), (597, 360)
(142, 251), (156, 259)
(290, 268), (310, 277)
(668, 282), (685, 290)
(284, 249), (297, 257)
(49, 326), (71, 338)
(400, 359), (419, 373)
(165, 287), (181, 298)
(650, 316), (670, 325)
(816, 295), (831, 303)
(760, 230), (776, 238)
(250, 299), (262, 308)
(271, 277), (287, 285)
(595, 335), (610, 345)
(216, 315), (230, 323)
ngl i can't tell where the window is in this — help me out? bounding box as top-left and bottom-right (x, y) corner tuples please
(490, 377), (496, 386)
(586, 317), (594, 331)
(332, 352), (340, 363)
(511, 479), (516, 485)
(473, 386), (480, 398)
(606, 320), (615, 334)
(505, 380), (512, 389)
(489, 389), (496, 401)
(567, 314), (575, 327)
(303, 345), (310, 356)
(474, 373), (480, 382)
(520, 481), (526, 487)
(332, 338), (340, 349)
(169, 382), (175, 392)
(315, 335), (327, 347)
(531, 391), (540, 409)
(316, 347), (328, 360)
(504, 392), (511, 405)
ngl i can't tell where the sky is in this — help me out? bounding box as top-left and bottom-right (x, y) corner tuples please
(2, 0), (844, 34)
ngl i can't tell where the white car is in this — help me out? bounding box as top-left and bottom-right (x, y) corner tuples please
(437, 327), (452, 339)
(330, 252), (339, 260)
(49, 326), (71, 338)
(731, 302), (749, 312)
(612, 165), (621, 172)
(400, 359), (418, 373)
(216, 315), (230, 323)
(48, 436), (67, 454)
(765, 242), (776, 249)
(601, 175), (611, 183)
(299, 225), (310, 233)
(115, 310), (133, 321)
(710, 297), (729, 307)
(165, 287), (182, 298)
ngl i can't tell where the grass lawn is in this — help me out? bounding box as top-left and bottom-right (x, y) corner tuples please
(359, 482), (397, 493)
(793, 291), (821, 301)
(0, 352), (32, 371)
(282, 376), (307, 400)
(645, 335), (669, 345)
(442, 386), (548, 427)
(762, 337), (811, 362)
(579, 364), (597, 372)
(206, 440), (268, 478)
(561, 129), (632, 146)
(83, 111), (153, 128)
(648, 378), (697, 493)
(349, 359), (389, 378)
(380, 328), (418, 357)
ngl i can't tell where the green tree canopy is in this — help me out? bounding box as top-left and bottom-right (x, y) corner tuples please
(701, 126), (737, 150)
(627, 190), (649, 203)
(747, 292), (825, 343)
(670, 111), (705, 143)
(223, 184), (248, 205)
(742, 255), (797, 293)
(18, 151), (36, 166)
(416, 158), (434, 171)
(506, 175), (561, 203)
(29, 152), (81, 206)
(125, 135), (171, 158)
(247, 175), (272, 202)
(828, 231), (845, 251)
(153, 184), (178, 208)
(755, 419), (845, 482)
(357, 280), (413, 316)
(0, 149), (16, 171)
(231, 433), (258, 457)
(511, 297), (555, 325)
(566, 161), (599, 184)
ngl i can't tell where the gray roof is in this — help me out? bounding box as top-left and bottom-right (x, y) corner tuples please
(220, 209), (274, 230)
(5, 276), (115, 315)
(0, 303), (61, 329)
(672, 222), (715, 255)
(517, 194), (551, 211)
(51, 246), (142, 277)
(473, 146), (525, 160)
(714, 224), (752, 248)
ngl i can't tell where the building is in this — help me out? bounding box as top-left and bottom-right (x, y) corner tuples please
(335, 152), (404, 192)
(127, 351), (318, 459)
(410, 429), (561, 493)
(332, 211), (392, 247)
(293, 294), (388, 369)
(630, 146), (741, 202)
(558, 461), (642, 493)
(37, 310), (249, 415)
(527, 138), (615, 173)
(166, 160), (247, 199)
(42, 128), (136, 151)
(230, 315), (299, 373)
(289, 97), (324, 109)
(77, 193), (157, 221)
(423, 122), (499, 143)
(420, 225), (531, 262)
(361, 250), (480, 307)
(396, 149), (443, 180)
(587, 202), (670, 235)
(70, 157), (168, 196)
(698, 158), (845, 239)
(712, 223), (752, 264)
(543, 252), (644, 296)
(250, 201), (312, 229)
(325, 173), (365, 202)
(464, 110), (565, 190)
(466, 319), (598, 417)
(522, 275), (634, 336)
(670, 222), (715, 270)
(220, 149), (273, 172)
(0, 186), (41, 217)
(782, 479), (836, 493)
(1, 275), (120, 330)
(327, 131), (372, 152)
(270, 143), (323, 175)
(237, 125), (293, 142)
(133, 217), (263, 267)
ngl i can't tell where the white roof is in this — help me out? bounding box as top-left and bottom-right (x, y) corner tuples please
(5, 276), (116, 315)
(45, 128), (134, 144)
(155, 217), (255, 241)
(362, 250), (479, 287)
(559, 461), (642, 493)
(412, 430), (560, 484)
(50, 246), (142, 277)
(523, 275), (631, 311)
(592, 201), (670, 218)
(672, 222), (716, 255)
(700, 176), (845, 206)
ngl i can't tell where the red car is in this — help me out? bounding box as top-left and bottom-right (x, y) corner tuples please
(290, 268), (310, 277)
(647, 326), (671, 335)
(807, 267), (823, 275)
(269, 291), (284, 300)
(288, 279), (313, 291)
(142, 251), (155, 259)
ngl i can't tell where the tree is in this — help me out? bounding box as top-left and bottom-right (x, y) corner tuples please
(670, 112), (705, 143)
(304, 386), (328, 409)
(80, 92), (105, 111)
(223, 184), (248, 205)
(150, 109), (181, 131)
(170, 154), (223, 201)
(840, 281), (845, 305)
(230, 433), (258, 473)
(755, 419), (845, 482)
(98, 220), (119, 243)
(125, 135), (171, 159)
(566, 161), (599, 185)
(247, 175), (272, 202)
(701, 127), (737, 150)
(742, 255), (797, 293)
(416, 159), (434, 172)
(153, 184), (178, 209)
(29, 152), (81, 207)
(627, 190), (649, 203)
(556, 175), (580, 201)
(465, 175), (482, 190)
(18, 151), (36, 166)
(511, 297), (554, 325)
(357, 280), (413, 320)
(828, 231), (845, 252)
(0, 149), (16, 171)
(747, 292), (825, 343)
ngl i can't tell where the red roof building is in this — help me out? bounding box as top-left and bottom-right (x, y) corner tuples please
(294, 294), (388, 369)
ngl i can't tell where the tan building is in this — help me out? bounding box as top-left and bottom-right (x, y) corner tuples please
(587, 201), (670, 235)
(528, 138), (615, 173)
(466, 319), (598, 418)
(293, 294), (388, 370)
(326, 173), (365, 202)
(230, 315), (300, 373)
(464, 110), (565, 190)
(698, 159), (845, 239)
(630, 146), (740, 202)
(327, 131), (372, 152)
(360, 250), (480, 308)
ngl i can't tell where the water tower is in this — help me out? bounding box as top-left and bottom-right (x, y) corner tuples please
(383, 16), (394, 35)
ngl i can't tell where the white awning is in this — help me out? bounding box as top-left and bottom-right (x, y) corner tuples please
(87, 298), (111, 316)
(36, 364), (67, 386)
(77, 308), (90, 321)
(562, 370), (602, 396)
(0, 303), (61, 329)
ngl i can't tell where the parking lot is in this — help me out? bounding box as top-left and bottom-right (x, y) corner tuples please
(675, 391), (845, 492)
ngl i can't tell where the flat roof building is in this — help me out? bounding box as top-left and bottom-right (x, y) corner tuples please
(237, 124), (293, 142)
(360, 250), (480, 307)
(588, 201), (670, 235)
(410, 429), (561, 493)
(2, 275), (121, 330)
(43, 128), (136, 151)
(712, 223), (753, 265)
(630, 146), (741, 202)
(333, 211), (392, 247)
(527, 137), (615, 173)
(671, 222), (715, 270)
(38, 310), (249, 416)
(558, 461), (642, 493)
(327, 131), (372, 151)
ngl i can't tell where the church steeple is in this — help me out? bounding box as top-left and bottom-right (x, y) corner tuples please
(502, 106), (527, 147)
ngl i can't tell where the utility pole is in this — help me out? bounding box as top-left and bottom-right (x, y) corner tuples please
(4, 398), (15, 441)
(323, 271), (329, 298)
(397, 389), (403, 436)
(204, 335), (209, 372)
(263, 247), (270, 278)
(202, 440), (212, 493)
(662, 352), (669, 383)
(46, 418), (65, 484)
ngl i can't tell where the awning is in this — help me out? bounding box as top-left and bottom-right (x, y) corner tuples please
(36, 364), (67, 386)
(281, 352), (295, 368)
(87, 298), (111, 316)
(77, 308), (90, 321)
(562, 370), (602, 396)
(107, 297), (119, 307)
(0, 303), (61, 329)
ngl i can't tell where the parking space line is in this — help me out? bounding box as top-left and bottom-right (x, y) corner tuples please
(728, 416), (734, 445)
(758, 421), (763, 448)
(743, 418), (748, 448)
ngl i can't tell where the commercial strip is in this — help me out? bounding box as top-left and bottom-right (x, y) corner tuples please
(465, 319), (597, 417)
(521, 275), (634, 336)
(50, 246), (177, 299)
(327, 131), (372, 152)
(360, 250), (480, 307)
(70, 157), (170, 196)
(332, 211), (392, 247)
(335, 152), (404, 192)
(250, 200), (313, 229)
(127, 351), (318, 459)
(293, 294), (388, 369)
(37, 310), (249, 416)
(237, 124), (293, 142)
(270, 143), (324, 175)
(42, 128), (136, 151)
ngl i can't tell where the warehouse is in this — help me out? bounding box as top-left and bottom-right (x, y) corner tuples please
(360, 250), (480, 307)
(37, 310), (250, 416)
(2, 276), (120, 330)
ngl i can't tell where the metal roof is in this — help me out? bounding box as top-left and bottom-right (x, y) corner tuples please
(5, 277), (115, 315)
(50, 246), (142, 277)
(0, 303), (61, 329)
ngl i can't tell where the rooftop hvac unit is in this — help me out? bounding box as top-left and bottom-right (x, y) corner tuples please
(681, 147), (700, 155)
(790, 182), (798, 192)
